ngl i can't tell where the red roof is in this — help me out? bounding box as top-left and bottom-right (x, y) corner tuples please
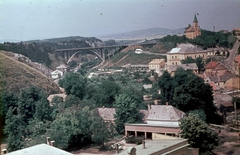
(205, 61), (219, 69)
(185, 26), (195, 32)
(205, 61), (228, 71)
(234, 55), (240, 63)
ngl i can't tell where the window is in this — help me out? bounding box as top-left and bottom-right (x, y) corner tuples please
(195, 55), (196, 58)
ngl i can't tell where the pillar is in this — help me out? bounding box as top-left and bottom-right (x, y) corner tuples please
(144, 132), (147, 140)
(64, 51), (67, 60)
(135, 131), (137, 137)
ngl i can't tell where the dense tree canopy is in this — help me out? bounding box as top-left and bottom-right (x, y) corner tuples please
(59, 73), (87, 99)
(158, 68), (221, 123)
(114, 94), (143, 134)
(180, 114), (219, 155)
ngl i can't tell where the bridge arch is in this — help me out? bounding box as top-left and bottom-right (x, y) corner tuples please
(67, 50), (104, 64)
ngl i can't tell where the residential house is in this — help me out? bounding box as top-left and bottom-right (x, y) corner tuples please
(203, 60), (236, 89)
(206, 47), (227, 57)
(51, 70), (63, 79)
(148, 59), (165, 71)
(167, 44), (206, 66)
(97, 107), (116, 123)
(224, 77), (240, 92)
(167, 63), (198, 76)
(125, 105), (185, 139)
(56, 64), (69, 73)
(233, 28), (240, 36)
(213, 92), (233, 115)
(234, 55), (240, 76)
(184, 14), (201, 39)
(116, 139), (199, 155)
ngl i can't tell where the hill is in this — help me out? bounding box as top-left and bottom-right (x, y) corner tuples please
(0, 51), (61, 95)
(99, 27), (185, 40)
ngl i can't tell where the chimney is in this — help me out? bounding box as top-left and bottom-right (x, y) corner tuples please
(46, 137), (51, 145)
(116, 143), (119, 154)
(50, 141), (55, 146)
(148, 104), (151, 111)
(142, 140), (146, 149)
(1, 149), (7, 154)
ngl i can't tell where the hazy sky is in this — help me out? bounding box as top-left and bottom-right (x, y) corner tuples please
(0, 0), (240, 42)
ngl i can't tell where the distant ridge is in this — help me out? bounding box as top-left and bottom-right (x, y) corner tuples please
(98, 27), (185, 40)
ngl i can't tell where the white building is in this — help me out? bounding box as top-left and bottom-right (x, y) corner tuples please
(51, 70), (63, 79)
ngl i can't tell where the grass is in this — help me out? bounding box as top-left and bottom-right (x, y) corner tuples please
(114, 52), (166, 66)
(0, 51), (60, 95)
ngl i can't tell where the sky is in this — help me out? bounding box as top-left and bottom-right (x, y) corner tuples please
(0, 0), (240, 42)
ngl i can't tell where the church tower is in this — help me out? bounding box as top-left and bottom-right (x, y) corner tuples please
(193, 14), (198, 28)
(184, 14), (201, 39)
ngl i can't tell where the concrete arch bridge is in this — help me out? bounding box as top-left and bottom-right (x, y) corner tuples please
(54, 43), (156, 64)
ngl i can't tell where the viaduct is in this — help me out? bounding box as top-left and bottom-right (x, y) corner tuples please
(54, 43), (156, 64)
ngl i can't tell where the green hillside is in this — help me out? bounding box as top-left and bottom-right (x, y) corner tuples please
(0, 51), (60, 95)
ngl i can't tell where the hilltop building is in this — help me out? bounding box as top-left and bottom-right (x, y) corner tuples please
(185, 14), (201, 39)
(166, 43), (206, 66)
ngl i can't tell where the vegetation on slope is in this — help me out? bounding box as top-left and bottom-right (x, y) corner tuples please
(157, 30), (237, 50)
(0, 51), (60, 95)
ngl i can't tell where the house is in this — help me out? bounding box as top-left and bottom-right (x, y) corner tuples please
(135, 49), (143, 54)
(166, 44), (206, 66)
(3, 144), (73, 155)
(56, 64), (69, 73)
(224, 77), (240, 92)
(116, 139), (199, 155)
(185, 14), (201, 39)
(97, 107), (116, 123)
(167, 63), (198, 76)
(125, 105), (185, 139)
(213, 92), (233, 115)
(234, 55), (240, 76)
(233, 28), (240, 36)
(148, 59), (165, 71)
(50, 70), (63, 79)
(203, 60), (236, 89)
(206, 47), (227, 57)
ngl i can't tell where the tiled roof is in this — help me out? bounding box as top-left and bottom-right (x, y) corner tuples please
(97, 108), (116, 121)
(6, 144), (73, 155)
(214, 92), (233, 107)
(169, 44), (204, 54)
(168, 63), (198, 72)
(147, 105), (185, 121)
(205, 61), (220, 69)
(185, 26), (195, 32)
(208, 81), (218, 91)
(149, 59), (165, 64)
(208, 73), (236, 82)
(234, 55), (240, 63)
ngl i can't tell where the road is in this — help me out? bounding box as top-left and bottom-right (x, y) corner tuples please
(224, 37), (240, 71)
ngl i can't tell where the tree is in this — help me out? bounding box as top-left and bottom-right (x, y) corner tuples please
(158, 71), (174, 104)
(90, 115), (112, 148)
(158, 69), (220, 124)
(114, 94), (142, 134)
(59, 73), (87, 99)
(180, 114), (219, 155)
(92, 79), (120, 107)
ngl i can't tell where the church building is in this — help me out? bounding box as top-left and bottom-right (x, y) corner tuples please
(185, 14), (201, 39)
